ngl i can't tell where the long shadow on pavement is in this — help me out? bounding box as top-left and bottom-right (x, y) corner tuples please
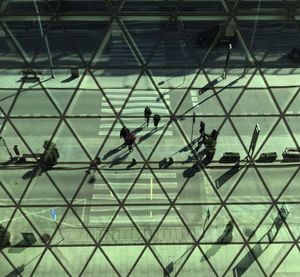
(215, 162), (240, 189)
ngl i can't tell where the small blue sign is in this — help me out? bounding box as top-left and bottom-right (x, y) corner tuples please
(51, 208), (57, 221)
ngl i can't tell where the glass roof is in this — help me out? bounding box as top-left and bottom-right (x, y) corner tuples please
(0, 0), (299, 276)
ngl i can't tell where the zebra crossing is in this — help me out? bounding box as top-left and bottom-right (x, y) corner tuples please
(98, 89), (173, 137)
(88, 170), (178, 224)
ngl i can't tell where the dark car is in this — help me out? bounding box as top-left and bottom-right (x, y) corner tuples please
(197, 23), (238, 47)
(289, 48), (300, 62)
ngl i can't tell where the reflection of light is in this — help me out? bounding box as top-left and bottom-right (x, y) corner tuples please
(110, 190), (113, 197)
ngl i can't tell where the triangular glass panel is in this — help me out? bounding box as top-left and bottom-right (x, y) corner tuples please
(227, 246), (266, 277)
(200, 243), (243, 276)
(124, 168), (170, 204)
(122, 73), (171, 117)
(259, 166), (297, 199)
(215, 118), (248, 160)
(129, 247), (163, 276)
(66, 118), (104, 158)
(254, 243), (294, 276)
(151, 207), (194, 243)
(232, 87), (278, 116)
(50, 168), (86, 202)
(227, 168), (272, 203)
(101, 208), (145, 244)
(227, 204), (271, 241)
(279, 169), (300, 202)
(176, 204), (220, 239)
(11, 118), (59, 153)
(99, 119), (145, 167)
(200, 207), (244, 243)
(262, 20), (300, 68)
(51, 208), (95, 245)
(4, 20), (47, 64)
(206, 165), (245, 200)
(258, 119), (297, 157)
(75, 171), (120, 205)
(7, 247), (45, 276)
(8, 208), (42, 243)
(48, 89), (74, 114)
(249, 205), (293, 243)
(0, 207), (15, 228)
(123, 19), (169, 63)
(0, 168), (39, 201)
(39, 18), (84, 67)
(66, 74), (101, 115)
(231, 116), (279, 156)
(87, 206), (119, 239)
(53, 121), (90, 162)
(126, 205), (169, 240)
(237, 16), (287, 62)
(33, 249), (71, 276)
(0, 183), (14, 205)
(80, 248), (117, 276)
(273, 245), (300, 276)
(21, 206), (68, 244)
(11, 87), (60, 116)
(177, 169), (220, 204)
(179, 246), (216, 276)
(100, 167), (141, 201)
(91, 20), (140, 66)
(21, 172), (66, 205)
(272, 87), (298, 112)
(139, 120), (173, 160)
(286, 93), (300, 114)
(60, 20), (109, 64)
(151, 244), (193, 273)
(203, 19), (255, 70)
(0, 24), (25, 67)
(51, 246), (96, 276)
(0, 254), (17, 277)
(152, 120), (190, 163)
(102, 245), (145, 276)
(0, 90), (19, 114)
(149, 19), (197, 67)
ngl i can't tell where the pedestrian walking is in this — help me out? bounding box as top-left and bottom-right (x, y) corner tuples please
(197, 121), (206, 149)
(153, 114), (161, 129)
(144, 106), (152, 126)
(199, 121), (205, 139)
(120, 126), (130, 140)
(125, 132), (136, 152)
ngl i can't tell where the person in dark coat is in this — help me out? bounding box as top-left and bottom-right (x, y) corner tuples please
(125, 132), (136, 152)
(144, 106), (152, 126)
(120, 126), (130, 140)
(153, 114), (161, 129)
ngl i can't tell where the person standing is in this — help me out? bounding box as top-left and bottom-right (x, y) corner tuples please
(199, 121), (205, 140)
(153, 114), (161, 129)
(144, 106), (152, 126)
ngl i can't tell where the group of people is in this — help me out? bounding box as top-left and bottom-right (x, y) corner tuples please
(120, 107), (219, 160)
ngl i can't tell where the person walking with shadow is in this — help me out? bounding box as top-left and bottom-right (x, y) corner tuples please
(120, 126), (130, 141)
(197, 121), (206, 149)
(144, 106), (152, 127)
(153, 114), (161, 130)
(125, 131), (136, 152)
